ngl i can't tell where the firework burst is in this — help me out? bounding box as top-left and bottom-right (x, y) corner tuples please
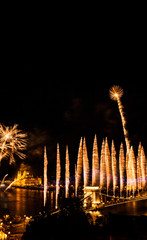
(109, 85), (123, 100)
(0, 124), (27, 164)
(109, 85), (130, 152)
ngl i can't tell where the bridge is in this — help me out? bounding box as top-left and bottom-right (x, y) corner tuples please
(83, 186), (147, 209)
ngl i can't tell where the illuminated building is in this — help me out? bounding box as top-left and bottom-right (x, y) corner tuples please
(14, 163), (42, 187)
(0, 230), (7, 239)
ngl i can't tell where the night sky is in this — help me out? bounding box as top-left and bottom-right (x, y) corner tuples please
(0, 11), (147, 179)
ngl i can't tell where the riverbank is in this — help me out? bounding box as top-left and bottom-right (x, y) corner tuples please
(21, 202), (147, 240)
(0, 214), (31, 240)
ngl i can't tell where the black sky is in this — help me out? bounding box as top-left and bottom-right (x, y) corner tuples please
(0, 9), (147, 178)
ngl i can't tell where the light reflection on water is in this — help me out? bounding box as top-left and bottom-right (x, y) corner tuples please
(103, 200), (147, 216)
(0, 188), (147, 217)
(0, 188), (55, 217)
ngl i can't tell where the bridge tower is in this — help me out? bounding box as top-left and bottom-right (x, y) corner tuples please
(83, 186), (100, 208)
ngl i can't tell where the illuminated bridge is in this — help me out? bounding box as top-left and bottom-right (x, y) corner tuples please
(83, 186), (147, 209)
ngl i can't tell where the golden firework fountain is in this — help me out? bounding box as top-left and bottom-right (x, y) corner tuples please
(54, 86), (147, 209)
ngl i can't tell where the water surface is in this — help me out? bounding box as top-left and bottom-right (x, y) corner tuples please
(0, 188), (147, 218)
(0, 188), (55, 217)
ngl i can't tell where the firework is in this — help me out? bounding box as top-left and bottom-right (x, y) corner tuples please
(111, 140), (117, 196)
(119, 143), (125, 197)
(76, 137), (83, 193)
(83, 137), (89, 187)
(4, 178), (20, 192)
(75, 164), (78, 196)
(105, 138), (111, 195)
(92, 135), (99, 186)
(65, 145), (70, 198)
(109, 85), (123, 100)
(100, 139), (106, 190)
(0, 174), (8, 188)
(44, 146), (48, 207)
(55, 143), (61, 208)
(0, 124), (27, 164)
(131, 146), (137, 197)
(137, 142), (142, 192)
(141, 146), (146, 190)
(127, 146), (136, 197)
(109, 86), (130, 152)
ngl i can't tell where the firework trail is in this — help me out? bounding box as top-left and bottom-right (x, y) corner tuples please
(83, 137), (89, 187)
(0, 124), (27, 164)
(109, 86), (130, 152)
(55, 143), (61, 208)
(100, 139), (106, 191)
(111, 140), (117, 196)
(75, 164), (78, 197)
(119, 143), (125, 197)
(141, 146), (146, 190)
(4, 175), (24, 192)
(105, 138), (111, 195)
(44, 146), (48, 207)
(137, 142), (142, 192)
(65, 145), (70, 198)
(0, 174), (8, 188)
(75, 137), (83, 195)
(131, 146), (137, 197)
(92, 135), (99, 186)
(127, 146), (136, 197)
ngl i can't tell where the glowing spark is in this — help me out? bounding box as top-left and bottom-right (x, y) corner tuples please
(131, 146), (137, 197)
(105, 138), (111, 195)
(141, 146), (146, 190)
(76, 137), (83, 195)
(109, 85), (123, 101)
(44, 146), (48, 207)
(127, 146), (136, 197)
(1, 174), (8, 185)
(83, 137), (89, 187)
(119, 143), (125, 197)
(65, 145), (70, 198)
(75, 164), (78, 197)
(109, 86), (130, 152)
(55, 143), (61, 208)
(111, 140), (117, 197)
(100, 139), (106, 190)
(4, 178), (22, 192)
(0, 124), (27, 164)
(137, 142), (142, 192)
(92, 135), (99, 186)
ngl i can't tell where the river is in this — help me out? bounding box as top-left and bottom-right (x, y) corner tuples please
(0, 188), (55, 218)
(0, 188), (147, 239)
(1, 187), (147, 218)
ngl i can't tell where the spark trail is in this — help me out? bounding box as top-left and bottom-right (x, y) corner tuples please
(119, 143), (125, 197)
(100, 139), (106, 191)
(111, 140), (117, 196)
(92, 135), (99, 186)
(55, 143), (61, 208)
(75, 137), (83, 196)
(109, 86), (130, 152)
(83, 137), (89, 187)
(4, 178), (22, 192)
(65, 145), (70, 198)
(44, 146), (48, 207)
